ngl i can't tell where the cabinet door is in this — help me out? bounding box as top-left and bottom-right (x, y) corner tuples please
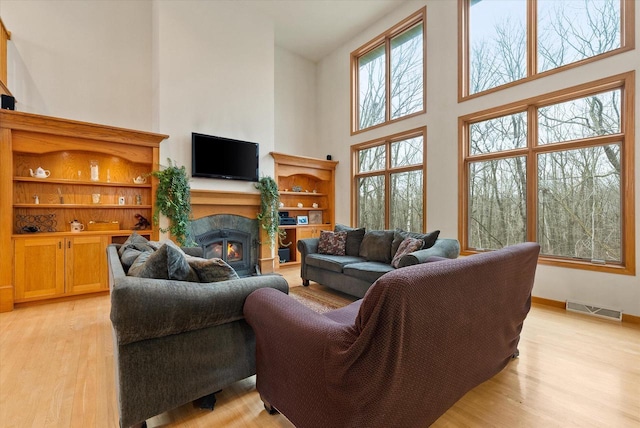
(65, 235), (108, 295)
(14, 237), (65, 301)
(296, 227), (321, 262)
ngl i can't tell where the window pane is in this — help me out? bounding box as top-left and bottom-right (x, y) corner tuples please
(358, 175), (385, 230)
(469, 0), (526, 94)
(470, 112), (527, 155)
(538, 0), (621, 73)
(358, 145), (386, 173)
(391, 136), (423, 167)
(538, 90), (621, 145)
(390, 22), (423, 119)
(538, 145), (621, 261)
(469, 157), (527, 249)
(358, 44), (386, 130)
(390, 170), (423, 232)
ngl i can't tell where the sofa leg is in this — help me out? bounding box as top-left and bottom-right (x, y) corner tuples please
(512, 349), (520, 359)
(198, 390), (221, 410)
(302, 279), (309, 286)
(261, 395), (279, 415)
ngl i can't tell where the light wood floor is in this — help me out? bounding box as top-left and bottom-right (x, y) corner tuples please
(1, 265), (639, 427)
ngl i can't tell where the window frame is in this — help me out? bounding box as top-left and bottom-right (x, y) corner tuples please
(458, 0), (635, 101)
(350, 7), (427, 135)
(458, 72), (635, 275)
(352, 127), (427, 231)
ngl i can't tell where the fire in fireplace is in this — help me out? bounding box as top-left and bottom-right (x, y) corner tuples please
(194, 228), (254, 276)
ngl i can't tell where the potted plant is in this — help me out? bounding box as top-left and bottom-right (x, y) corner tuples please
(150, 158), (192, 246)
(255, 176), (287, 249)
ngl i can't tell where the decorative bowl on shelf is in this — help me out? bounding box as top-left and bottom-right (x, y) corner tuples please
(133, 176), (147, 184)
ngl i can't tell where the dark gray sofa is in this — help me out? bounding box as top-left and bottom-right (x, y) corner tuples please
(298, 234), (460, 298)
(107, 244), (289, 428)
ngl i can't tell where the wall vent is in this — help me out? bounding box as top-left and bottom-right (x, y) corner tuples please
(566, 301), (622, 321)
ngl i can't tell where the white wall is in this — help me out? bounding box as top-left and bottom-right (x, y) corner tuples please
(1, 0), (153, 130)
(153, 0), (276, 190)
(317, 0), (640, 316)
(274, 46), (317, 156)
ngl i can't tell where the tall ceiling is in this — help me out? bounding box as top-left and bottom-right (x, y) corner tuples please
(243, 0), (409, 62)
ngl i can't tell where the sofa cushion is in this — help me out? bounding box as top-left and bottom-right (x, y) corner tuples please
(318, 230), (347, 256)
(306, 254), (366, 273)
(128, 243), (198, 281)
(334, 224), (366, 257)
(343, 262), (394, 284)
(391, 237), (424, 268)
(359, 230), (395, 263)
(185, 255), (239, 283)
(117, 232), (152, 257)
(391, 229), (440, 256)
(120, 245), (153, 273)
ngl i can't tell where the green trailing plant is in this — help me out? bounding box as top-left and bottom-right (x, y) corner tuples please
(149, 158), (192, 246)
(255, 176), (287, 249)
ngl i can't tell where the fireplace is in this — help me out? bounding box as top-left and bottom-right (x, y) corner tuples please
(189, 214), (260, 277)
(195, 229), (251, 275)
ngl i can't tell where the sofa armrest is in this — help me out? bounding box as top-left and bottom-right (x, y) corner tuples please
(110, 274), (289, 346)
(297, 238), (320, 281)
(398, 238), (460, 268)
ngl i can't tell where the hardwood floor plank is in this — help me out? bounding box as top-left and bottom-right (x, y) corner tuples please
(0, 265), (638, 427)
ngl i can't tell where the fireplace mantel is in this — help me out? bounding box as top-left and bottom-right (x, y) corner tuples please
(190, 189), (275, 273)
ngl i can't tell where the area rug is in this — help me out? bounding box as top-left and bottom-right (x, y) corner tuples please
(288, 286), (356, 314)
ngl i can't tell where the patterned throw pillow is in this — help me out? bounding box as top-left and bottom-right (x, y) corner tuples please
(318, 230), (347, 256)
(391, 237), (424, 268)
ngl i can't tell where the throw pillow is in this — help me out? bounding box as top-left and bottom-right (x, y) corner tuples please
(118, 231), (151, 257)
(334, 224), (366, 256)
(120, 245), (153, 273)
(318, 230), (347, 256)
(128, 243), (197, 281)
(358, 230), (395, 263)
(391, 229), (440, 256)
(185, 256), (240, 283)
(391, 237), (424, 268)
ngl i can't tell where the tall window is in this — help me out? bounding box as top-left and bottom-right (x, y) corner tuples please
(351, 8), (425, 133)
(459, 73), (635, 274)
(460, 0), (634, 99)
(353, 128), (426, 231)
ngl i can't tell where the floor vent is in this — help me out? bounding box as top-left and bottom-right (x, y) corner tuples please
(566, 301), (622, 321)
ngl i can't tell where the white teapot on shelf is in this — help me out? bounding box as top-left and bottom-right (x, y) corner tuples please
(29, 167), (51, 178)
(133, 176), (147, 184)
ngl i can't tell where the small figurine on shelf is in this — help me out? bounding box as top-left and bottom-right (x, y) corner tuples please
(33, 195), (39, 204)
(133, 213), (151, 230)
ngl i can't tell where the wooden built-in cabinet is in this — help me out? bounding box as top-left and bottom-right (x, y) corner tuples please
(270, 152), (338, 266)
(0, 110), (167, 311)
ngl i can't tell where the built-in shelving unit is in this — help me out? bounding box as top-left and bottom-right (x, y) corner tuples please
(0, 110), (168, 311)
(270, 152), (338, 266)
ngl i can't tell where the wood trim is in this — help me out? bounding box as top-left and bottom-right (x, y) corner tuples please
(532, 296), (640, 324)
(0, 110), (168, 147)
(459, 0), (635, 101)
(0, 128), (13, 312)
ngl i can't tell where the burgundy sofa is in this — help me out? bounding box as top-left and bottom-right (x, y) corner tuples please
(244, 242), (540, 427)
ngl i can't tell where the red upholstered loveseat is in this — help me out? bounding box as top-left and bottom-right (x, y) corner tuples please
(244, 242), (540, 427)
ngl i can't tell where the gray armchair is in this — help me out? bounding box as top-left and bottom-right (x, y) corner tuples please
(108, 244), (288, 427)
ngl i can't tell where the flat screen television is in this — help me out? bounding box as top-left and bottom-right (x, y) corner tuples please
(191, 133), (259, 182)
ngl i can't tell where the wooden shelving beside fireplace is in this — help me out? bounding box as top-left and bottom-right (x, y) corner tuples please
(270, 152), (338, 266)
(0, 110), (168, 312)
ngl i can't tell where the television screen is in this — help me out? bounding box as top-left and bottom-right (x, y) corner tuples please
(191, 133), (259, 182)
